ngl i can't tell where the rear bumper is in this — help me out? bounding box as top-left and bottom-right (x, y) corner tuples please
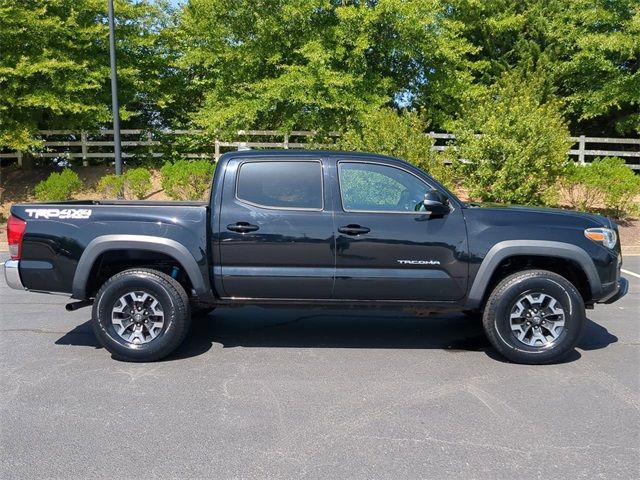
(4, 260), (25, 290)
(602, 277), (628, 304)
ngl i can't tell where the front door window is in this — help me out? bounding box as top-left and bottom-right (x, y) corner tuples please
(338, 162), (431, 213)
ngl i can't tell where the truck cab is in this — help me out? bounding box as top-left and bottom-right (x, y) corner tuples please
(212, 152), (467, 302)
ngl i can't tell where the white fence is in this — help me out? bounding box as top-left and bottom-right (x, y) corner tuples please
(0, 129), (638, 169)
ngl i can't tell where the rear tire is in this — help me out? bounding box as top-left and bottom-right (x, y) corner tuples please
(482, 269), (585, 364)
(92, 268), (191, 362)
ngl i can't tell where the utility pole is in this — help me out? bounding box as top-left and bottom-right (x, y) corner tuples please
(107, 0), (123, 177)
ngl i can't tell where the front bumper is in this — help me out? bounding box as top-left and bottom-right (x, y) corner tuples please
(603, 277), (628, 304)
(4, 260), (25, 290)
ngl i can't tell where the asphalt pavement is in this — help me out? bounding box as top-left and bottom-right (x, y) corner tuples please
(1, 254), (639, 479)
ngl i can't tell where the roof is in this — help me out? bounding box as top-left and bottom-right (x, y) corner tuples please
(219, 149), (401, 163)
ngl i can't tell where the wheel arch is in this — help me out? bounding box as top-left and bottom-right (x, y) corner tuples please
(72, 235), (209, 300)
(467, 240), (601, 309)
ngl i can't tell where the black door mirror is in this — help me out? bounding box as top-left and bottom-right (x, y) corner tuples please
(422, 189), (450, 216)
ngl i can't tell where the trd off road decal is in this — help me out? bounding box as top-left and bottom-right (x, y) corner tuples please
(24, 208), (92, 220)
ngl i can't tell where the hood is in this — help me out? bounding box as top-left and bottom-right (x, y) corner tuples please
(465, 202), (612, 228)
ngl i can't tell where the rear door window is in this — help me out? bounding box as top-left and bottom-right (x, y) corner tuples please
(236, 161), (323, 210)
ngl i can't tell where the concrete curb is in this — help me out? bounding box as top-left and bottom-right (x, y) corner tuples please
(622, 246), (640, 256)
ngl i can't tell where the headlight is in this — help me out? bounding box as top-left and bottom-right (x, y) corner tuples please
(585, 227), (617, 249)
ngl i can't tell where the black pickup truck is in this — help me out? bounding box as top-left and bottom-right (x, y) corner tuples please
(5, 150), (628, 363)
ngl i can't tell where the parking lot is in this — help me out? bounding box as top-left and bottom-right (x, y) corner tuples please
(1, 255), (638, 479)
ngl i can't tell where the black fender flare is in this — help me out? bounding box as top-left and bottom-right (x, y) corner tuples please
(466, 240), (601, 308)
(72, 234), (209, 299)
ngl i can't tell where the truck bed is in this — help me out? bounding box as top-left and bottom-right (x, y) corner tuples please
(10, 200), (212, 298)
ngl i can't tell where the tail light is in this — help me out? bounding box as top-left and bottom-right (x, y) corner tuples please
(7, 215), (26, 260)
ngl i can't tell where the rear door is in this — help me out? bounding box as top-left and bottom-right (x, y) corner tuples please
(216, 156), (335, 299)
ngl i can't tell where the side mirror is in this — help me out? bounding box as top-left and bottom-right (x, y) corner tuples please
(423, 189), (450, 216)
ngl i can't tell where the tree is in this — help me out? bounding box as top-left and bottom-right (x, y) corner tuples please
(2, 0), (636, 155)
(448, 0), (640, 136)
(0, 0), (178, 151)
(336, 108), (453, 187)
(453, 71), (571, 205)
(555, 0), (640, 135)
(176, 0), (474, 135)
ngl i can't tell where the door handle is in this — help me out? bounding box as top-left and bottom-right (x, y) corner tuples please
(338, 224), (370, 236)
(227, 222), (259, 233)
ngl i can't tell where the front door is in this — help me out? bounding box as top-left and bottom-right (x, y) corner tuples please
(217, 156), (335, 299)
(332, 160), (468, 301)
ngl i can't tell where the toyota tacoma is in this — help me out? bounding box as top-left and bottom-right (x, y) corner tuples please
(4, 150), (628, 363)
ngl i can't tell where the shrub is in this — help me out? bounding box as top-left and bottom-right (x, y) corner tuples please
(561, 157), (640, 217)
(34, 169), (83, 201)
(160, 160), (216, 200)
(125, 168), (152, 200)
(588, 158), (640, 217)
(96, 174), (125, 199)
(453, 72), (571, 206)
(336, 108), (455, 188)
(557, 161), (603, 212)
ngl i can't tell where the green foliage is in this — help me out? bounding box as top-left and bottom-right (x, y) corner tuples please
(449, 0), (640, 135)
(175, 0), (638, 137)
(562, 158), (640, 217)
(34, 169), (83, 201)
(124, 168), (152, 200)
(0, 0), (181, 150)
(336, 108), (454, 187)
(97, 168), (152, 199)
(454, 72), (571, 205)
(557, 162), (606, 212)
(178, 0), (473, 135)
(96, 174), (126, 199)
(1, 0), (637, 153)
(160, 160), (215, 200)
(591, 158), (640, 216)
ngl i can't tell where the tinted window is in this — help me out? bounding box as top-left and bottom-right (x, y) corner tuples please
(237, 161), (323, 210)
(338, 162), (430, 212)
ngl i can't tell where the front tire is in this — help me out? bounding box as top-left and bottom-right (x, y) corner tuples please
(92, 268), (191, 362)
(482, 270), (585, 364)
